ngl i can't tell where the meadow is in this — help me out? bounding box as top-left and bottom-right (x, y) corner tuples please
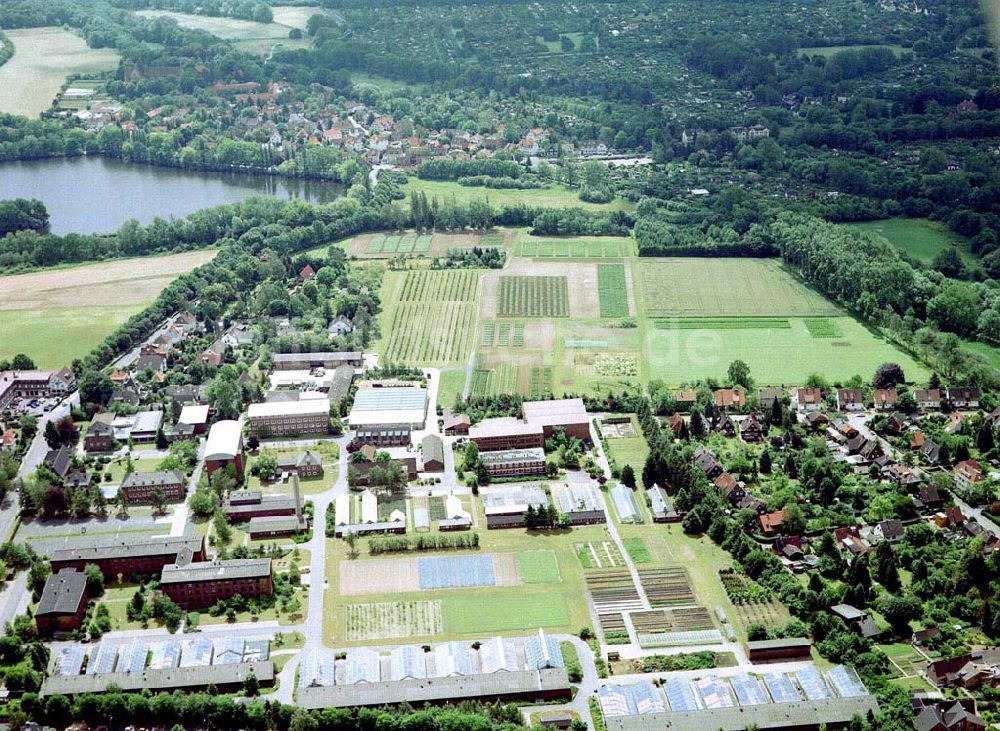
(133, 10), (312, 54)
(403, 178), (632, 212)
(0, 28), (119, 118)
(637, 258), (841, 319)
(516, 237), (637, 258)
(844, 218), (973, 266)
(0, 250), (216, 367)
(378, 270), (480, 364)
(645, 317), (928, 384)
(797, 44), (906, 58)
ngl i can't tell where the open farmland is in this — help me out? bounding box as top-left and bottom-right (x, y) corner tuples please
(378, 270), (479, 364)
(516, 236), (637, 258)
(270, 6), (330, 29)
(403, 178), (632, 212)
(638, 258), (840, 318)
(0, 28), (119, 118)
(597, 264), (630, 318)
(497, 276), (569, 317)
(0, 251), (217, 367)
(133, 10), (312, 54)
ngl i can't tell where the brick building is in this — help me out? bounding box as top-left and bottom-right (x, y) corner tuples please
(35, 569), (88, 636)
(49, 535), (206, 580)
(247, 400), (330, 438)
(469, 418), (545, 451)
(271, 351), (363, 371)
(120, 470), (186, 504)
(159, 557), (273, 609)
(480, 448), (547, 478)
(205, 420), (244, 479)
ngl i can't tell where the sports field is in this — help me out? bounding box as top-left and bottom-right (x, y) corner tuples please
(844, 218), (973, 266)
(378, 270), (480, 364)
(0, 250), (216, 367)
(0, 28), (119, 117)
(638, 258), (840, 318)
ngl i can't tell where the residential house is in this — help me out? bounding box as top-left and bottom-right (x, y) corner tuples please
(693, 447), (724, 479)
(758, 510), (785, 536)
(739, 414), (763, 443)
(910, 430), (925, 449)
(873, 519), (904, 543)
(914, 389), (941, 410)
(912, 700), (986, 731)
(714, 388), (746, 410)
(874, 388), (898, 411)
(758, 388), (784, 410)
(666, 413), (684, 435)
(834, 526), (870, 557)
(673, 390), (697, 412)
(791, 387), (823, 412)
(836, 389), (865, 412)
(954, 460), (985, 491)
(944, 412), (964, 435)
(327, 315), (353, 336)
(831, 604), (880, 638)
(922, 439), (942, 464)
(84, 420), (114, 453)
(299, 265), (316, 281)
(713, 473), (745, 505)
(934, 505), (965, 529)
(918, 484), (943, 511)
(946, 388), (980, 409)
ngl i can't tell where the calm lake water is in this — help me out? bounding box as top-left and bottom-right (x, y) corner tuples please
(0, 156), (344, 235)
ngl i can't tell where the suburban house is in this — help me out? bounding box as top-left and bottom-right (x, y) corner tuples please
(831, 604), (880, 638)
(739, 414), (763, 443)
(946, 387), (980, 409)
(954, 460), (985, 491)
(922, 439), (942, 464)
(35, 569), (89, 636)
(327, 315), (353, 335)
(758, 510), (785, 536)
(836, 389), (865, 412)
(914, 389), (942, 410)
(673, 390), (697, 412)
(873, 388), (898, 411)
(83, 420), (115, 453)
(873, 519), (905, 544)
(758, 387), (784, 411)
(714, 388), (745, 409)
(791, 387), (823, 412)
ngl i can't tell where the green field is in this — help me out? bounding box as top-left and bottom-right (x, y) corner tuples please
(517, 237), (637, 258)
(436, 368), (468, 407)
(441, 593), (570, 633)
(962, 339), (1000, 369)
(516, 550), (562, 583)
(497, 276), (569, 318)
(133, 10), (312, 54)
(481, 321), (525, 347)
(645, 317), (928, 384)
(623, 536), (652, 564)
(638, 258), (841, 318)
(403, 178), (632, 212)
(798, 44), (906, 58)
(0, 251), (216, 368)
(379, 270), (480, 364)
(0, 27), (119, 117)
(844, 218), (973, 266)
(597, 264), (630, 318)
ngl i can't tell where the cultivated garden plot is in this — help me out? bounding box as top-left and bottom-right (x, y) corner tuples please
(585, 570), (644, 613)
(481, 259), (602, 321)
(497, 276), (570, 318)
(339, 553), (522, 596)
(638, 567), (697, 608)
(352, 230), (506, 257)
(515, 236), (637, 258)
(345, 600), (444, 641)
(576, 541), (624, 569)
(597, 264), (630, 318)
(378, 270), (480, 364)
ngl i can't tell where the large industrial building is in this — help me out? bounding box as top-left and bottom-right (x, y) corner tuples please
(348, 386), (429, 430)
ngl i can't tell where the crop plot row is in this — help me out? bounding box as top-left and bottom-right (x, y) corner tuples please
(804, 317), (844, 338)
(517, 238), (636, 258)
(576, 541), (624, 569)
(470, 359), (519, 398)
(481, 321), (525, 348)
(599, 613), (630, 645)
(586, 570), (643, 614)
(383, 302), (476, 363)
(497, 276), (569, 318)
(597, 264), (629, 318)
(399, 270), (478, 302)
(345, 601), (443, 641)
(653, 317), (791, 330)
(638, 567), (696, 608)
(529, 366), (554, 398)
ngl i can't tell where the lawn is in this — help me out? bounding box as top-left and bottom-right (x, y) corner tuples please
(637, 258), (841, 318)
(644, 316), (928, 385)
(516, 549), (562, 583)
(844, 218), (973, 266)
(962, 339), (1000, 369)
(623, 536), (652, 564)
(440, 592), (570, 633)
(0, 250), (216, 367)
(377, 270), (480, 364)
(0, 28), (119, 117)
(403, 178), (632, 212)
(436, 368), (468, 408)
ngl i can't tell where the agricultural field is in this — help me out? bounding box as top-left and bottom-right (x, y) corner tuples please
(403, 178), (632, 212)
(637, 258), (841, 319)
(844, 218), (974, 266)
(345, 601), (443, 641)
(0, 28), (119, 118)
(597, 264), (630, 318)
(645, 316), (928, 385)
(269, 5), (329, 30)
(515, 237), (637, 258)
(336, 229), (510, 258)
(378, 270), (480, 364)
(0, 250), (217, 367)
(497, 276), (570, 318)
(132, 10), (311, 54)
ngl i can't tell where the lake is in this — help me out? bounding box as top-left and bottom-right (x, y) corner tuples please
(0, 156), (344, 234)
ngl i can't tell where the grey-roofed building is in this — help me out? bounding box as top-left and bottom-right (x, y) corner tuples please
(160, 557), (273, 609)
(129, 410), (164, 442)
(297, 667), (570, 709)
(272, 351), (363, 370)
(49, 535), (206, 579)
(35, 569), (88, 635)
(550, 483), (605, 525)
(329, 364), (355, 403)
(479, 447), (546, 478)
(40, 661), (274, 697)
(422, 434), (445, 472)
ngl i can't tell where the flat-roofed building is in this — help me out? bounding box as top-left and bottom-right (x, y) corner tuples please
(480, 447), (547, 478)
(205, 420), (244, 479)
(522, 398), (591, 440)
(746, 637), (812, 663)
(160, 557), (273, 609)
(35, 569), (88, 636)
(49, 535), (207, 579)
(348, 387), (428, 430)
(247, 400), (330, 438)
(39, 661), (274, 697)
(272, 351), (363, 371)
(120, 470), (186, 504)
(177, 404), (210, 434)
(354, 424), (411, 446)
(469, 418), (544, 452)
